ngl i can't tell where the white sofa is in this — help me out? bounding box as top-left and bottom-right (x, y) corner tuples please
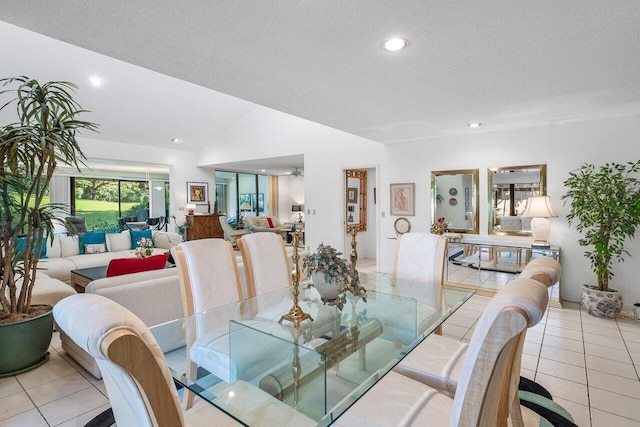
(38, 230), (182, 284)
(244, 216), (292, 237)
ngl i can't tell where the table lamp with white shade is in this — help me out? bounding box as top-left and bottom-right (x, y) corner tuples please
(291, 204), (303, 223)
(239, 202), (252, 228)
(185, 203), (196, 215)
(521, 196), (558, 247)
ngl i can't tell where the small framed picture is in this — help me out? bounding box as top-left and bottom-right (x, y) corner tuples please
(187, 182), (208, 204)
(347, 187), (358, 203)
(390, 183), (415, 216)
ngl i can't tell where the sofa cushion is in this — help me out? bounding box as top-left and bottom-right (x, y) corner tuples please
(79, 232), (107, 254)
(106, 254), (169, 277)
(85, 243), (106, 254)
(59, 235), (81, 258)
(130, 229), (153, 249)
(152, 231), (183, 249)
(46, 237), (61, 258)
(106, 231), (131, 252)
(66, 253), (122, 270)
(266, 218), (275, 228)
(37, 257), (78, 283)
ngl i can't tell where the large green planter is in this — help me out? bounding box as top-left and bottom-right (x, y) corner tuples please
(0, 306), (53, 377)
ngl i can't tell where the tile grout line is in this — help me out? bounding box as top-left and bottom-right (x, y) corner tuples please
(579, 304), (593, 427)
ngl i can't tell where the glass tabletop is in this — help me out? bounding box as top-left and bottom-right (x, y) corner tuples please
(150, 272), (474, 426)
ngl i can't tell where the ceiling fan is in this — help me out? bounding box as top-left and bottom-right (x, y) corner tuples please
(289, 167), (304, 177)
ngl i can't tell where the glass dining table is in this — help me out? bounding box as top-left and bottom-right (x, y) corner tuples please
(149, 272), (474, 426)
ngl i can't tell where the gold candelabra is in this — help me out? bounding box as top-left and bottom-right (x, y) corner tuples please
(279, 231), (313, 327)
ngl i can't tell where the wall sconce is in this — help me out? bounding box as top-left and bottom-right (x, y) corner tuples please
(185, 203), (196, 215)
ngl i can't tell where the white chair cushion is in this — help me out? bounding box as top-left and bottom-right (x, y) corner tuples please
(393, 334), (468, 395)
(334, 371), (451, 426)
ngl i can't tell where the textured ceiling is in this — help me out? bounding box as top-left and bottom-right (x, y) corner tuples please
(2, 1), (640, 154)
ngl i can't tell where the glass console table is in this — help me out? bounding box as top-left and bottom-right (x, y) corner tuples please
(445, 238), (561, 307)
(150, 272), (473, 426)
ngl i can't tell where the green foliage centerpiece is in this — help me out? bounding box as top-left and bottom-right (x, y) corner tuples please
(562, 160), (640, 318)
(303, 243), (366, 310)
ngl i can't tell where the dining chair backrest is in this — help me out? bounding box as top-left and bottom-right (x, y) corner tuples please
(171, 239), (243, 316)
(54, 293), (185, 427)
(393, 233), (447, 309)
(237, 232), (292, 298)
(451, 277), (548, 426)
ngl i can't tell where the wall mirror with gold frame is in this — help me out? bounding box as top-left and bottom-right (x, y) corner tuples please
(488, 164), (547, 236)
(431, 169), (479, 233)
(345, 169), (367, 233)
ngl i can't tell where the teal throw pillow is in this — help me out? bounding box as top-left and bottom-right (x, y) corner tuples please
(15, 236), (48, 260)
(130, 229), (154, 249)
(79, 231), (107, 254)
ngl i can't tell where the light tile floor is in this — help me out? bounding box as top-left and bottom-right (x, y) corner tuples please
(2, 262), (639, 426)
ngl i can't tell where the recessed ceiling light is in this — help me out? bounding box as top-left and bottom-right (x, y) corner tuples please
(171, 138), (181, 143)
(260, 169), (266, 173)
(383, 38), (408, 51)
(468, 123), (482, 128)
(89, 76), (103, 87)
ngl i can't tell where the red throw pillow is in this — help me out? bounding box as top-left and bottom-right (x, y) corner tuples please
(106, 254), (169, 277)
(266, 217), (275, 228)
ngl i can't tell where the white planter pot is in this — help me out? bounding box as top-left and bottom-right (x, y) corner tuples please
(581, 285), (623, 319)
(311, 271), (340, 303)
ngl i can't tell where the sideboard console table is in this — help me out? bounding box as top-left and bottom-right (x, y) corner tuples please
(185, 214), (223, 241)
(445, 238), (561, 308)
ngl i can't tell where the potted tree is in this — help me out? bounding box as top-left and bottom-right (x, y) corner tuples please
(0, 76), (97, 375)
(562, 161), (640, 318)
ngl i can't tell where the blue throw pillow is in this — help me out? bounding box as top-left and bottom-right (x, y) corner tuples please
(79, 231), (107, 254)
(15, 236), (48, 260)
(130, 229), (153, 249)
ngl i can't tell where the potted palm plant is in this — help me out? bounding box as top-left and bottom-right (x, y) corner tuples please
(562, 160), (640, 318)
(0, 76), (97, 375)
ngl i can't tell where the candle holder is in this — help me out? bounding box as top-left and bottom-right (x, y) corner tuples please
(280, 231), (313, 327)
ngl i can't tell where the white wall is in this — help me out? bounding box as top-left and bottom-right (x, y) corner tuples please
(278, 175), (305, 224)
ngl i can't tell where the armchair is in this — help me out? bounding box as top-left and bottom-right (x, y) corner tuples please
(219, 215), (250, 245)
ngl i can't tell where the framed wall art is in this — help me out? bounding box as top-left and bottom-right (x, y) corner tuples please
(390, 183), (415, 216)
(347, 187), (358, 203)
(187, 182), (208, 204)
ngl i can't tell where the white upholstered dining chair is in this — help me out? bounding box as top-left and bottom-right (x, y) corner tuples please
(391, 259), (560, 426)
(171, 239), (244, 406)
(171, 238), (244, 316)
(237, 232), (292, 298)
(392, 232), (448, 334)
(334, 277), (549, 426)
(53, 294), (241, 427)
